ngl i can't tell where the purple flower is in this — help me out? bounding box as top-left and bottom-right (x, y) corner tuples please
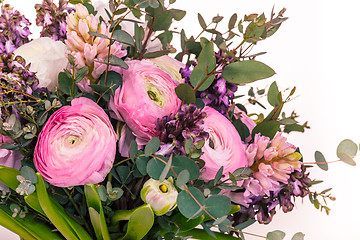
(35, 0), (74, 42)
(0, 4), (31, 54)
(181, 50), (238, 115)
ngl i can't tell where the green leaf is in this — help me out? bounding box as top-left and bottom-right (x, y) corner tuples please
(58, 72), (73, 95)
(121, 204), (154, 240)
(84, 184), (110, 240)
(35, 173), (92, 240)
(129, 141), (138, 161)
(0, 206), (62, 240)
(338, 152), (356, 166)
(314, 151), (328, 171)
(222, 60), (276, 84)
(284, 123), (305, 133)
(169, 9), (186, 21)
(152, 10), (173, 31)
(145, 137), (160, 157)
(251, 120), (280, 139)
(336, 139), (358, 158)
(198, 13), (207, 29)
(178, 228), (242, 239)
(0, 166), (20, 190)
(177, 187), (205, 219)
(136, 156), (148, 175)
(170, 213), (204, 232)
(232, 119), (250, 142)
(134, 23), (143, 52)
(214, 166), (223, 185)
(88, 31), (109, 39)
(205, 195), (231, 218)
(159, 154), (173, 183)
(175, 84), (196, 104)
(143, 50), (171, 58)
(176, 169), (190, 188)
(133, 0), (149, 8)
(147, 155), (200, 181)
(234, 218), (256, 230)
(268, 81), (281, 107)
(267, 230), (286, 240)
(291, 232), (305, 240)
(112, 29), (135, 46)
(74, 66), (89, 83)
(228, 13), (237, 29)
(20, 166), (37, 184)
(104, 55), (129, 69)
(190, 41), (216, 91)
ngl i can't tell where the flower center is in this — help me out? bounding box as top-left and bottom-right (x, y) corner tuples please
(159, 184), (168, 193)
(146, 84), (164, 107)
(67, 135), (80, 145)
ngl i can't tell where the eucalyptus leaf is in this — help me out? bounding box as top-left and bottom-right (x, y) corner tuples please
(198, 13), (207, 29)
(145, 137), (160, 157)
(112, 29), (135, 46)
(267, 230), (286, 240)
(314, 151), (328, 171)
(268, 81), (281, 107)
(338, 152), (356, 166)
(222, 60), (275, 84)
(291, 232), (305, 240)
(176, 169), (190, 188)
(251, 120), (280, 139)
(204, 195), (231, 219)
(177, 187), (205, 219)
(336, 139), (358, 158)
(175, 84), (196, 104)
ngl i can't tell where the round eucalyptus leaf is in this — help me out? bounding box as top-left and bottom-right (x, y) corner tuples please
(204, 195), (231, 219)
(336, 139), (358, 158)
(177, 187), (205, 219)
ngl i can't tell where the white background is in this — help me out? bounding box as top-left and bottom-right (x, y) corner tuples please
(1, 0), (360, 239)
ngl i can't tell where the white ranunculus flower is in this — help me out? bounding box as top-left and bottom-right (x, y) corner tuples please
(14, 37), (68, 91)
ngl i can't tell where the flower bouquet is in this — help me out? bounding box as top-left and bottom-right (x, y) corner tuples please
(0, 0), (357, 239)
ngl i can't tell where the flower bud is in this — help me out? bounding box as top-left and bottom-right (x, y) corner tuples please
(66, 14), (79, 32)
(78, 19), (90, 42)
(140, 177), (178, 216)
(75, 4), (89, 19)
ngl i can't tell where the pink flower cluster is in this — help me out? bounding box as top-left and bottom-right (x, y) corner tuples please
(65, 4), (127, 91)
(229, 133), (302, 206)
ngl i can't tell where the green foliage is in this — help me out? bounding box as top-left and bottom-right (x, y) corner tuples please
(222, 60), (276, 84)
(177, 187), (205, 219)
(336, 139), (358, 159)
(145, 137), (160, 157)
(291, 232), (305, 240)
(314, 151), (328, 171)
(190, 41), (216, 91)
(175, 84), (196, 104)
(267, 230), (286, 240)
(268, 81), (281, 107)
(121, 204), (154, 240)
(84, 184), (110, 240)
(251, 120), (280, 139)
(112, 30), (135, 46)
(204, 195), (231, 219)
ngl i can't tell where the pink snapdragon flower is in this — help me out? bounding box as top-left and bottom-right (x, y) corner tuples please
(200, 107), (248, 180)
(0, 135), (23, 191)
(109, 59), (182, 149)
(34, 97), (117, 187)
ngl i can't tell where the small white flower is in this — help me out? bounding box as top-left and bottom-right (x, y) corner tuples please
(140, 177), (178, 216)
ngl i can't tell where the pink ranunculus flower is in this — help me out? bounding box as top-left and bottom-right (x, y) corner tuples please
(201, 107), (248, 180)
(34, 97), (117, 187)
(0, 135), (23, 191)
(109, 59), (182, 146)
